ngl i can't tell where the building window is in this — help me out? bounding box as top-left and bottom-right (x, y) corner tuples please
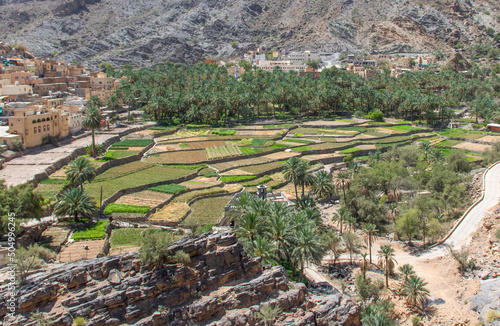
(34, 127), (37, 133)
(55, 123), (57, 127)
(43, 126), (46, 132)
(37, 119), (41, 123)
(32, 120), (36, 124)
(38, 126), (41, 133)
(47, 125), (49, 131)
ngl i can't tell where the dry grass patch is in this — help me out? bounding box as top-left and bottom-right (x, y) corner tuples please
(478, 135), (500, 143)
(180, 176), (222, 189)
(264, 151), (301, 160)
(149, 202), (190, 223)
(182, 195), (233, 226)
(58, 240), (105, 262)
(453, 142), (492, 152)
(115, 190), (171, 207)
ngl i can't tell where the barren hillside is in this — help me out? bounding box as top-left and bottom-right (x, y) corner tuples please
(0, 0), (499, 66)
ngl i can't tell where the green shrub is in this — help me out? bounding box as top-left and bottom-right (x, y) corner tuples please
(173, 250), (191, 265)
(211, 129), (236, 135)
(149, 184), (188, 194)
(204, 172), (219, 178)
(163, 164), (205, 170)
(113, 139), (153, 147)
(495, 228), (500, 240)
(104, 203), (150, 215)
(72, 221), (109, 241)
(365, 110), (384, 122)
(139, 228), (176, 267)
(72, 317), (87, 326)
(219, 175), (255, 183)
(85, 144), (103, 156)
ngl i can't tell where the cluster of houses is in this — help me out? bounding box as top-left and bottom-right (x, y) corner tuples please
(0, 42), (120, 151)
(221, 47), (441, 79)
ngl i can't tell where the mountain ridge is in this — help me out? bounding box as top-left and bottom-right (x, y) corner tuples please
(0, 0), (498, 67)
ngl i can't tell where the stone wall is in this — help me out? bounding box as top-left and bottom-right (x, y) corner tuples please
(27, 124), (154, 187)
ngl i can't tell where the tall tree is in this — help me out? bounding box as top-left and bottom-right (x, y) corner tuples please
(283, 157), (304, 199)
(292, 224), (324, 282)
(401, 275), (430, 309)
(82, 100), (103, 158)
(54, 187), (98, 222)
(66, 157), (96, 189)
(363, 223), (378, 264)
(378, 245), (397, 287)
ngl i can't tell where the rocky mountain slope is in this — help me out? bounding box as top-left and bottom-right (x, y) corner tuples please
(1, 0), (499, 67)
(0, 231), (360, 325)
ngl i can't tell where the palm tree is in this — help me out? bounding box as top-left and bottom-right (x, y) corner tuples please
(82, 102), (102, 158)
(335, 171), (351, 204)
(321, 230), (343, 265)
(65, 157), (96, 188)
(419, 140), (432, 161)
(250, 236), (277, 265)
(235, 212), (263, 242)
(363, 223), (378, 264)
(401, 275), (430, 309)
(54, 187), (98, 222)
(312, 170), (335, 199)
(266, 203), (293, 260)
(292, 224), (325, 282)
(283, 157), (303, 199)
(298, 160), (314, 197)
(333, 207), (350, 234)
(342, 231), (360, 264)
(345, 214), (357, 232)
(378, 245), (397, 287)
(399, 264), (416, 283)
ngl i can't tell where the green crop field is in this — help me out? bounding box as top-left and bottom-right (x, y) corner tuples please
(181, 195), (233, 226)
(72, 220), (109, 241)
(110, 228), (146, 247)
(86, 165), (193, 200)
(149, 184), (188, 194)
(104, 203), (151, 215)
(112, 139), (154, 147)
(219, 175), (256, 183)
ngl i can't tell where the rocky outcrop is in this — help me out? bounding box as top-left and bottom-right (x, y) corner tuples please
(445, 52), (472, 71)
(0, 0), (498, 66)
(0, 231), (360, 325)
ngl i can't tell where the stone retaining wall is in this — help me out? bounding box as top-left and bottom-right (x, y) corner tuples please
(100, 171), (199, 211)
(27, 124), (154, 187)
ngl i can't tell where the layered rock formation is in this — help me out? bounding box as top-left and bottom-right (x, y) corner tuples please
(0, 231), (360, 325)
(1, 0), (498, 66)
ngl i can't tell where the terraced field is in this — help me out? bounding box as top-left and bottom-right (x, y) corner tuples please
(114, 190), (171, 207)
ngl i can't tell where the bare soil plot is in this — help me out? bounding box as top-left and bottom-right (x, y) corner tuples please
(372, 127), (403, 134)
(156, 136), (209, 143)
(212, 156), (273, 171)
(357, 144), (377, 150)
(40, 226), (70, 252)
(58, 240), (105, 262)
(149, 202), (190, 223)
(180, 176), (222, 189)
(220, 169), (253, 176)
(109, 245), (140, 256)
(188, 140), (227, 149)
(115, 190), (171, 207)
(453, 142), (492, 152)
(144, 150), (208, 164)
(264, 151), (301, 160)
(302, 153), (344, 162)
(477, 135), (500, 143)
(150, 144), (183, 152)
